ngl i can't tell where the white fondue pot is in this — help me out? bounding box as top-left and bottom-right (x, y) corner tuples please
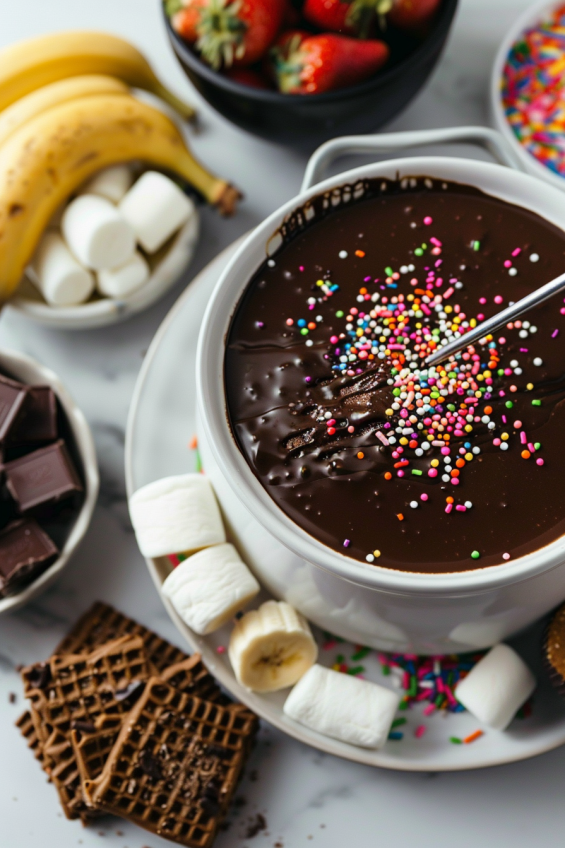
(197, 126), (565, 654)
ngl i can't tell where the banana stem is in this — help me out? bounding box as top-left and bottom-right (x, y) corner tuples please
(177, 149), (242, 215)
(153, 82), (197, 122)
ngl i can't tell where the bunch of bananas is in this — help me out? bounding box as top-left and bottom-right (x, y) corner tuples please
(0, 31), (239, 302)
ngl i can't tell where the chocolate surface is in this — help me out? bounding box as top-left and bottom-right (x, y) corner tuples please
(9, 385), (58, 445)
(225, 178), (565, 573)
(0, 517), (58, 596)
(3, 439), (82, 513)
(0, 374), (28, 442)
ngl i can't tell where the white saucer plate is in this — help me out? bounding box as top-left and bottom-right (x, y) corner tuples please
(125, 240), (565, 771)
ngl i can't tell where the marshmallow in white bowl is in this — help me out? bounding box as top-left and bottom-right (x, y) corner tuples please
(61, 194), (136, 270)
(79, 165), (133, 204)
(97, 251), (149, 298)
(119, 171), (195, 253)
(284, 664), (400, 749)
(162, 542), (260, 635)
(29, 232), (95, 306)
(129, 473), (226, 558)
(455, 643), (536, 730)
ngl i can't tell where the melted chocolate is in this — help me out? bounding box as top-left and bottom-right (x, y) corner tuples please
(225, 178), (565, 573)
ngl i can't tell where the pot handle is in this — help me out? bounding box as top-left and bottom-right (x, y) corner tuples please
(301, 126), (525, 193)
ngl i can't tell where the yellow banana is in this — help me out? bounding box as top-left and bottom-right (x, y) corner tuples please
(0, 74), (129, 147)
(0, 93), (239, 301)
(0, 30), (195, 121)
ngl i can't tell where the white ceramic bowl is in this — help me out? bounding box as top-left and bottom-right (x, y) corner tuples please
(490, 0), (565, 192)
(197, 126), (565, 654)
(0, 349), (99, 613)
(6, 214), (199, 330)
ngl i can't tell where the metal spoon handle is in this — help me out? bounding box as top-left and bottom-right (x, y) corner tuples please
(426, 270), (565, 367)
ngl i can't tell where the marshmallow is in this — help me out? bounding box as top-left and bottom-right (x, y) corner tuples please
(129, 473), (226, 558)
(29, 232), (95, 306)
(455, 643), (536, 730)
(162, 542), (260, 635)
(79, 165), (133, 204)
(119, 171), (195, 253)
(61, 194), (136, 270)
(97, 250), (149, 298)
(284, 664), (400, 749)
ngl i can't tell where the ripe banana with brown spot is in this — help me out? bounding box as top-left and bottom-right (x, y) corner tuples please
(0, 74), (130, 147)
(0, 30), (196, 120)
(0, 93), (239, 301)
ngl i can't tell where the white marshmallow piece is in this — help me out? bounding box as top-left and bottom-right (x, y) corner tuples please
(162, 542), (260, 635)
(61, 194), (136, 270)
(455, 643), (536, 730)
(129, 473), (226, 558)
(29, 232), (95, 306)
(79, 165), (133, 204)
(97, 250), (149, 298)
(284, 664), (400, 749)
(119, 171), (195, 253)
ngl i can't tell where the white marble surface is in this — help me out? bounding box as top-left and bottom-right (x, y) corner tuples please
(2, 0), (565, 845)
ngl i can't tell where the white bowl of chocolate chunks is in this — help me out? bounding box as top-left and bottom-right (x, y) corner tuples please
(0, 349), (99, 613)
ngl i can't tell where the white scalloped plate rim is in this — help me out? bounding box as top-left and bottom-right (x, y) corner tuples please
(125, 238), (565, 772)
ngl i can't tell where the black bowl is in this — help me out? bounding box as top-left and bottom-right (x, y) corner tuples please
(163, 0), (459, 149)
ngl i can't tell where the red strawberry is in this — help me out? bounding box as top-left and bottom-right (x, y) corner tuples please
(271, 32), (389, 94)
(388, 0), (442, 30)
(225, 68), (271, 88)
(302, 0), (355, 34)
(302, 0), (395, 38)
(165, 0), (288, 69)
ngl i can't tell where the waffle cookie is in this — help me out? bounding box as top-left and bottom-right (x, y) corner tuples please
(56, 601), (187, 671)
(17, 602), (258, 844)
(71, 714), (123, 784)
(15, 710), (46, 766)
(87, 677), (258, 848)
(21, 636), (153, 819)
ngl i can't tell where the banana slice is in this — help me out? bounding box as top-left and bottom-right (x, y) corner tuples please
(229, 600), (318, 693)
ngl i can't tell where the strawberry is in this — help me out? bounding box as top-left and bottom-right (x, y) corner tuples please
(270, 32), (389, 95)
(225, 68), (271, 88)
(302, 0), (394, 38)
(302, 0), (355, 34)
(165, 0), (288, 69)
(388, 0), (442, 30)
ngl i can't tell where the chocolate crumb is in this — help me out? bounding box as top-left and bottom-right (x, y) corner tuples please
(245, 813), (267, 838)
(249, 769), (258, 782)
(8, 692), (16, 704)
(234, 795), (247, 808)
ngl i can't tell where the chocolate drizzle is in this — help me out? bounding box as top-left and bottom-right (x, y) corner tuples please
(225, 177), (565, 573)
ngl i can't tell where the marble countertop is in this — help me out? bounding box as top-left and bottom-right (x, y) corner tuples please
(2, 0), (565, 845)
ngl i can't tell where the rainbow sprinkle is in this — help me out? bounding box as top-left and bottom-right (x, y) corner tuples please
(502, 4), (565, 177)
(290, 234), (547, 562)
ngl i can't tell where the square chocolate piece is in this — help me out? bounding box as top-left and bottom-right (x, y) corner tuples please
(3, 439), (82, 513)
(9, 385), (58, 445)
(0, 374), (28, 443)
(0, 518), (58, 596)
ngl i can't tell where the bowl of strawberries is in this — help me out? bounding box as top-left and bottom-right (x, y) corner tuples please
(163, 0), (458, 147)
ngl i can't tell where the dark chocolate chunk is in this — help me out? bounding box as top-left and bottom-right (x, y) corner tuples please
(9, 385), (58, 445)
(3, 439), (82, 513)
(0, 518), (58, 596)
(138, 749), (163, 781)
(25, 661), (53, 690)
(0, 375), (28, 443)
(114, 679), (146, 704)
